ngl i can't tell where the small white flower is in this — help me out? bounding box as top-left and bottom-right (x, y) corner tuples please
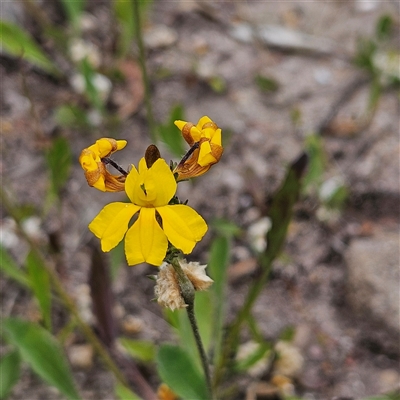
(372, 50), (400, 86)
(92, 74), (112, 100)
(70, 73), (86, 94)
(247, 217), (271, 253)
(22, 216), (43, 241)
(69, 73), (112, 101)
(87, 109), (103, 127)
(319, 176), (344, 202)
(236, 341), (270, 377)
(69, 38), (101, 68)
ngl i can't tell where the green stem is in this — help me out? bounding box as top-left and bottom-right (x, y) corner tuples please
(0, 188), (129, 390)
(171, 258), (214, 400)
(214, 254), (273, 387)
(132, 0), (157, 142)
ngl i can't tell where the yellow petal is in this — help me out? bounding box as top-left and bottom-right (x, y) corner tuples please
(116, 140), (127, 150)
(202, 127), (214, 139)
(129, 158), (156, 205)
(138, 157), (148, 174)
(197, 116), (212, 130)
(198, 141), (216, 167)
(96, 138), (115, 158)
(127, 159), (176, 207)
(92, 176), (106, 191)
(189, 126), (202, 142)
(174, 120), (187, 131)
(79, 150), (99, 172)
(150, 159), (177, 207)
(125, 164), (140, 204)
(125, 207), (168, 266)
(157, 205), (207, 254)
(210, 128), (222, 146)
(89, 202), (140, 252)
(94, 138), (127, 158)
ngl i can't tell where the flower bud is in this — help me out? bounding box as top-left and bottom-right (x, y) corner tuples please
(79, 138), (127, 192)
(174, 116), (223, 180)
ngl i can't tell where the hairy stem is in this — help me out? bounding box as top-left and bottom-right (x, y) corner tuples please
(171, 258), (214, 399)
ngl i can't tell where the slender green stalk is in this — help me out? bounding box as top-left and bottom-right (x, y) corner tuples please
(0, 188), (129, 389)
(171, 258), (214, 400)
(132, 0), (157, 142)
(214, 254), (273, 387)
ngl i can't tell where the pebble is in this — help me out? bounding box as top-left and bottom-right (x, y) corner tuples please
(229, 23), (254, 44)
(379, 369), (400, 392)
(345, 231), (400, 333)
(144, 25), (178, 49)
(313, 68), (332, 85)
(68, 344), (94, 369)
(274, 340), (304, 378)
(121, 315), (144, 335)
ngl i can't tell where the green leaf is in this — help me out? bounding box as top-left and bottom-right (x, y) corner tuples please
(0, 245), (30, 288)
(302, 134), (326, 193)
(158, 104), (186, 158)
(0, 21), (58, 75)
(208, 236), (230, 308)
(263, 152), (308, 267)
(290, 107), (302, 127)
(354, 38), (377, 74)
(368, 76), (382, 111)
(59, 0), (85, 28)
(45, 137), (72, 197)
(324, 184), (348, 210)
(3, 318), (80, 400)
(193, 291), (213, 352)
(255, 74), (279, 93)
(119, 338), (155, 363)
(211, 218), (241, 239)
(80, 58), (104, 111)
(157, 344), (208, 400)
(0, 350), (21, 399)
(163, 308), (179, 329)
(26, 251), (52, 330)
(115, 382), (141, 400)
(113, 0), (152, 57)
(362, 393), (400, 400)
(246, 314), (263, 342)
(208, 76), (226, 93)
(279, 325), (296, 342)
(54, 105), (89, 128)
(163, 309), (199, 369)
(113, 0), (135, 57)
(207, 236), (230, 364)
(217, 153), (308, 382)
(376, 14), (393, 41)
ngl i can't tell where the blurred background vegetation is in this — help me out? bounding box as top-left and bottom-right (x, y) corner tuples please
(1, 1), (399, 399)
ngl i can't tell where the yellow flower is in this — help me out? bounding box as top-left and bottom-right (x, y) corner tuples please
(174, 116), (223, 180)
(79, 138), (127, 192)
(88, 157), (208, 266)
